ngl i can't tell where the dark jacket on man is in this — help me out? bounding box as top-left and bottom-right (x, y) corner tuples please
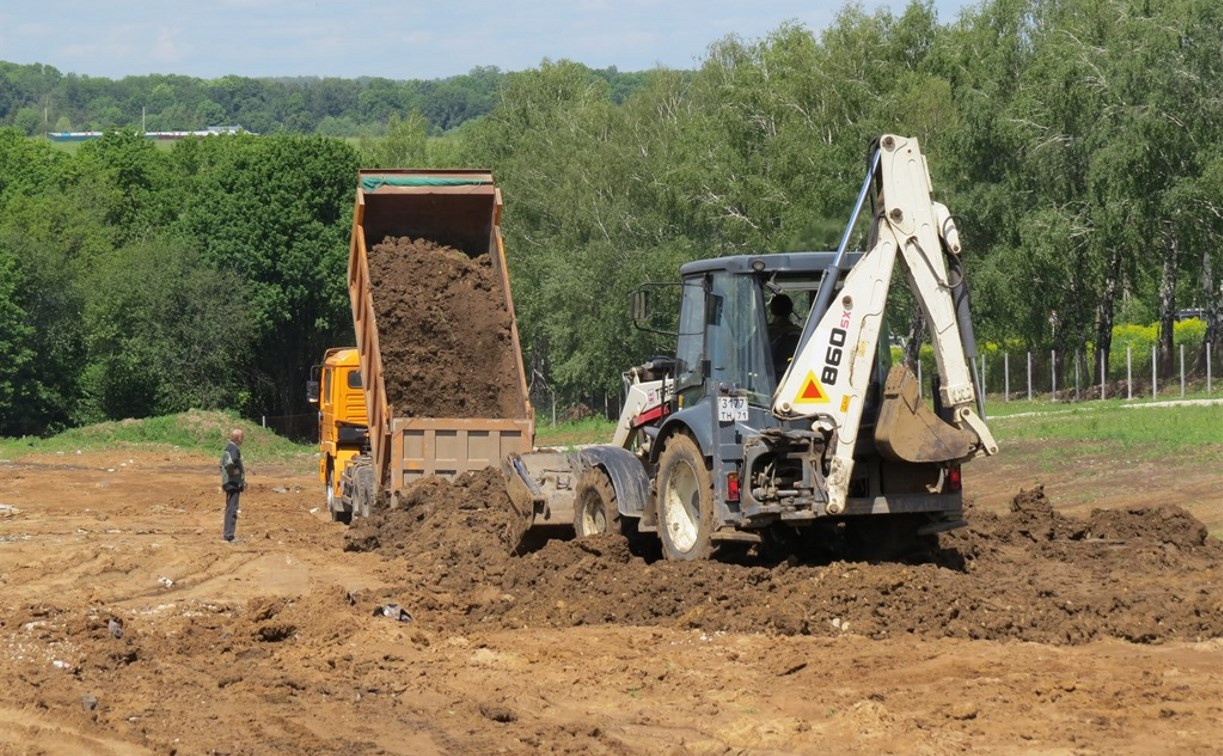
(220, 440), (245, 492)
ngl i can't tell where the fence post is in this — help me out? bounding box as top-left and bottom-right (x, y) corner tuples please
(1099, 349), (1105, 400)
(1209, 342), (1214, 395)
(1027, 351), (1033, 401)
(1180, 343), (1186, 398)
(261, 415), (266, 428)
(1151, 345), (1157, 400)
(1074, 350), (1080, 401)
(1127, 346), (1132, 400)
(1004, 352), (1010, 401)
(980, 354), (987, 415)
(1051, 349), (1057, 399)
(917, 360), (923, 400)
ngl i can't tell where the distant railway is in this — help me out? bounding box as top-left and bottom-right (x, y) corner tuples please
(47, 126), (250, 142)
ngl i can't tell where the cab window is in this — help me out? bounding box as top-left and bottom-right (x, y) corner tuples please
(346, 370), (362, 389)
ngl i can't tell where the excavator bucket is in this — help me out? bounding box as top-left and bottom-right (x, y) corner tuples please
(874, 364), (976, 463)
(501, 451), (579, 554)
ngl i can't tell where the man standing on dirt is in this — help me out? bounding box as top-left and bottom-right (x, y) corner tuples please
(220, 428), (246, 543)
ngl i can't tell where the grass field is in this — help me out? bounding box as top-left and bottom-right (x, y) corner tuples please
(3, 398), (1219, 469)
(536, 396), (1223, 452)
(0, 409), (309, 461)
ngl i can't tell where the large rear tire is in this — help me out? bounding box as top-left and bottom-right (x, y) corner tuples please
(574, 467), (621, 538)
(353, 462), (375, 519)
(326, 465), (351, 524)
(656, 434), (715, 561)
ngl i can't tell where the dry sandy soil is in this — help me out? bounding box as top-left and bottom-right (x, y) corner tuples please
(0, 443), (1219, 755)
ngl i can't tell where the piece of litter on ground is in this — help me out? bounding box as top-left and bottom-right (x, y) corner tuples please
(374, 604), (413, 622)
(0, 504), (21, 514)
(158, 576), (174, 588)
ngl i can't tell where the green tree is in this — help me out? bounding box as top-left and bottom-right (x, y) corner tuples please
(11, 106), (41, 135)
(77, 129), (172, 243)
(358, 112), (429, 167)
(0, 247), (35, 431)
(79, 237), (253, 420)
(170, 134), (359, 415)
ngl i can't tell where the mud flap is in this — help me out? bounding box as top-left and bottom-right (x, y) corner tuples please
(874, 364), (975, 463)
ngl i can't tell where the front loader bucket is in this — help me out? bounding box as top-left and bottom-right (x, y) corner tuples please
(501, 451), (580, 554)
(874, 364), (976, 463)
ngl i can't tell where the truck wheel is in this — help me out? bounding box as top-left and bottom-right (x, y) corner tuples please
(354, 462), (375, 519)
(574, 467), (620, 538)
(656, 434), (715, 561)
(326, 466), (351, 524)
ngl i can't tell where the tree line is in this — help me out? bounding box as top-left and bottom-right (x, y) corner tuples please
(0, 62), (650, 137)
(1, 0), (1220, 438)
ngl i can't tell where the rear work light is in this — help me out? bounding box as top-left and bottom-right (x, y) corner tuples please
(947, 464), (962, 492)
(726, 471), (741, 501)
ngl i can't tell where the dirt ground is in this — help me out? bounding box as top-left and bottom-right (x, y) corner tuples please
(366, 236), (524, 419)
(0, 446), (1220, 755)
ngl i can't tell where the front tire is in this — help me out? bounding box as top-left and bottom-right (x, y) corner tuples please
(574, 467), (620, 538)
(656, 434), (715, 561)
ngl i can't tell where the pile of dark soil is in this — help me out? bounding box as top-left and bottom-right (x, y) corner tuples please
(350, 479), (1223, 645)
(366, 236), (523, 418)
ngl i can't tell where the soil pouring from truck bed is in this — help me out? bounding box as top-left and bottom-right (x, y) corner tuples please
(367, 236), (523, 419)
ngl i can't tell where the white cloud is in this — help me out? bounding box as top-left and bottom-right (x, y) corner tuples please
(151, 27), (185, 64)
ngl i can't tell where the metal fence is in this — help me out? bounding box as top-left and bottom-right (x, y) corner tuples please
(528, 343), (1220, 427)
(915, 343), (1217, 404)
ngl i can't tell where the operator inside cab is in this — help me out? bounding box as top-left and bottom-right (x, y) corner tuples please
(768, 293), (802, 377)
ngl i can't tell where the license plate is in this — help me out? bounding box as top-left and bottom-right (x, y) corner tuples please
(718, 396), (749, 422)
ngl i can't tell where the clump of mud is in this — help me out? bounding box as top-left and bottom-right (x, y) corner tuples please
(366, 235), (523, 419)
(345, 467), (516, 591)
(353, 480), (1223, 645)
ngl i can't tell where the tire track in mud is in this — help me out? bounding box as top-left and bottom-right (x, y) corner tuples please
(0, 706), (151, 755)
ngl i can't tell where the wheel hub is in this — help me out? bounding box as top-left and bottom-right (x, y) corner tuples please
(663, 460), (700, 553)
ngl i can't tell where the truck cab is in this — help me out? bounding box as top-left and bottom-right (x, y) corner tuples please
(307, 347), (369, 522)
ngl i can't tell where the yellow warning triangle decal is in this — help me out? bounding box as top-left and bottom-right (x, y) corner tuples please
(794, 371), (829, 404)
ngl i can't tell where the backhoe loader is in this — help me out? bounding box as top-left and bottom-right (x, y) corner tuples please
(504, 134), (998, 560)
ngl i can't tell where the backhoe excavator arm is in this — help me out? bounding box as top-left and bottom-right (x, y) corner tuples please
(772, 134), (998, 515)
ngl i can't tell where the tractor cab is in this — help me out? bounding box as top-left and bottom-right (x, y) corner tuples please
(669, 251), (889, 427)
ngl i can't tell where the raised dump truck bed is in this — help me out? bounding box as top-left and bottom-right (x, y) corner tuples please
(348, 169), (534, 503)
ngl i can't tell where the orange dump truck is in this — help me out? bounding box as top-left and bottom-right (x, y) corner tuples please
(306, 347), (369, 522)
(310, 169), (534, 521)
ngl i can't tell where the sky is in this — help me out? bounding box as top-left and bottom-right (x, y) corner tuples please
(1, 0), (975, 81)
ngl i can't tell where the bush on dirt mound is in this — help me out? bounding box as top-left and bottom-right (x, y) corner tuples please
(0, 409), (304, 459)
